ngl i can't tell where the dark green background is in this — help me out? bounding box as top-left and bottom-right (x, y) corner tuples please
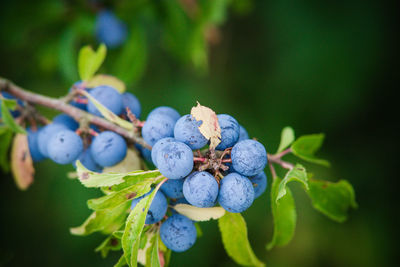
(0, 0), (397, 266)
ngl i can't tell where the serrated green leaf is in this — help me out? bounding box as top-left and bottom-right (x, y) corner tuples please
(308, 179), (357, 223)
(76, 160), (160, 188)
(95, 235), (122, 258)
(276, 126), (295, 153)
(70, 201), (129, 236)
(78, 44), (107, 81)
(81, 90), (133, 130)
(1, 101), (26, 134)
(276, 164), (308, 202)
(291, 134), (330, 167)
(114, 255), (127, 267)
(122, 181), (164, 267)
(87, 176), (163, 211)
(0, 126), (13, 172)
(267, 177), (296, 250)
(146, 232), (160, 267)
(218, 212), (264, 267)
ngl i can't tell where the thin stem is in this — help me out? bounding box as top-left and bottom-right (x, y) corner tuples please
(193, 157), (206, 163)
(0, 77), (151, 149)
(267, 153), (294, 170)
(274, 147), (292, 159)
(269, 162), (277, 180)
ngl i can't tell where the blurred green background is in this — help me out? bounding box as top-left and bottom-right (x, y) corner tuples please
(0, 0), (397, 266)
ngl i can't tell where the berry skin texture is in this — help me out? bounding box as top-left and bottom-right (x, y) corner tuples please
(47, 130), (83, 164)
(90, 131), (127, 167)
(147, 106), (181, 123)
(122, 92), (141, 119)
(174, 114), (208, 150)
(161, 179), (184, 199)
(231, 139), (268, 177)
(160, 214), (197, 252)
(142, 113), (175, 146)
(74, 148), (103, 173)
(131, 190), (168, 224)
(96, 10), (127, 48)
(53, 114), (79, 131)
(37, 123), (68, 157)
(249, 172), (267, 199)
(216, 114), (240, 150)
(151, 137), (175, 166)
(218, 172), (255, 213)
(87, 86), (123, 117)
(183, 171), (219, 207)
(238, 125), (249, 141)
(27, 128), (46, 162)
(156, 141), (194, 180)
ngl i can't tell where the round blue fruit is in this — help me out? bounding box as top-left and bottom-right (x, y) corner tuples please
(96, 10), (127, 48)
(238, 125), (249, 141)
(147, 106), (180, 123)
(131, 190), (168, 224)
(231, 139), (267, 177)
(160, 214), (197, 252)
(135, 144), (153, 164)
(122, 92), (141, 119)
(151, 137), (175, 166)
(142, 113), (175, 146)
(249, 171), (267, 199)
(47, 130), (83, 164)
(174, 114), (208, 150)
(87, 86), (123, 117)
(90, 131), (127, 167)
(37, 123), (68, 157)
(53, 114), (79, 131)
(216, 114), (240, 150)
(218, 172), (255, 213)
(27, 127), (46, 162)
(74, 148), (103, 173)
(156, 141), (193, 180)
(183, 171), (219, 207)
(161, 179), (184, 199)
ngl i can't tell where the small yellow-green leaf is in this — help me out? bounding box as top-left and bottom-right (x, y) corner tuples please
(276, 164), (308, 202)
(86, 74), (126, 93)
(1, 100), (26, 134)
(276, 126), (295, 153)
(291, 134), (330, 167)
(0, 126), (13, 172)
(11, 134), (34, 190)
(173, 204), (225, 221)
(78, 44), (107, 81)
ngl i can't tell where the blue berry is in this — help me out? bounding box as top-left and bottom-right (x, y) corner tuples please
(90, 131), (127, 167)
(218, 172), (255, 213)
(174, 114), (208, 150)
(249, 172), (267, 199)
(151, 137), (175, 166)
(122, 92), (141, 119)
(74, 148), (103, 173)
(37, 123), (68, 157)
(96, 10), (127, 48)
(147, 106), (180, 123)
(53, 114), (79, 131)
(27, 127), (46, 162)
(216, 114), (240, 150)
(47, 130), (83, 164)
(135, 144), (153, 164)
(142, 113), (175, 146)
(87, 86), (123, 117)
(238, 125), (249, 141)
(156, 141), (193, 180)
(183, 171), (218, 207)
(131, 190), (167, 224)
(161, 179), (184, 199)
(160, 214), (197, 252)
(231, 139), (267, 177)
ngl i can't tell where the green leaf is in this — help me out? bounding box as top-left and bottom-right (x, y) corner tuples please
(276, 126), (295, 153)
(81, 90), (133, 130)
(276, 164), (308, 202)
(146, 233), (161, 267)
(113, 230), (124, 239)
(0, 100), (26, 134)
(0, 126), (13, 172)
(195, 223), (203, 237)
(76, 160), (161, 188)
(267, 177), (296, 250)
(218, 212), (264, 267)
(291, 134), (330, 167)
(78, 44), (107, 81)
(307, 179), (357, 223)
(95, 235), (122, 258)
(87, 176), (163, 211)
(70, 201), (129, 236)
(114, 255), (127, 267)
(122, 182), (164, 267)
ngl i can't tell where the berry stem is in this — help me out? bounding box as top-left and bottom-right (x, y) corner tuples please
(221, 158), (232, 163)
(193, 157), (206, 163)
